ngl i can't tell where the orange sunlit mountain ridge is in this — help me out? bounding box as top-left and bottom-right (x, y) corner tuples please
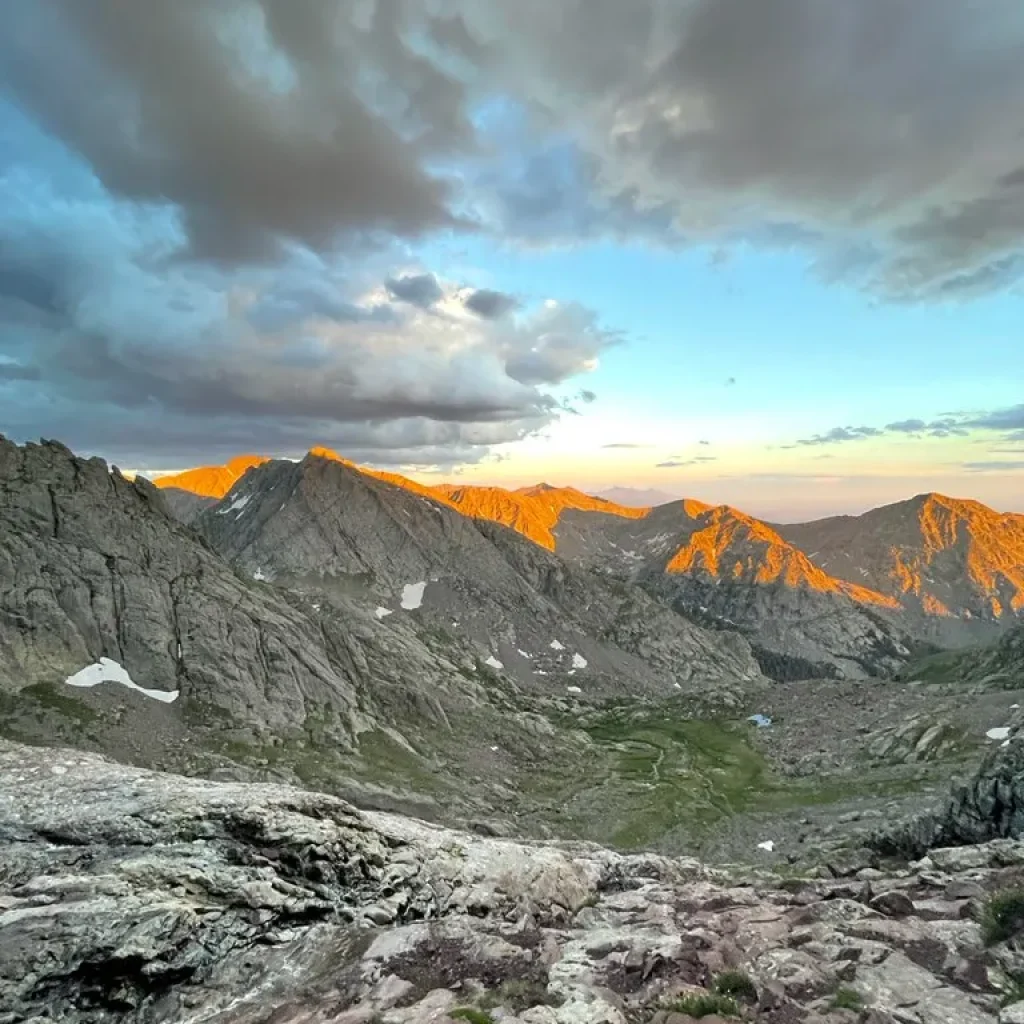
(151, 451), (1024, 631)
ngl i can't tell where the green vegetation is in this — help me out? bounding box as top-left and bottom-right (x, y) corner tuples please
(980, 888), (1024, 945)
(449, 1009), (494, 1024)
(18, 681), (97, 723)
(713, 969), (757, 1002)
(998, 970), (1024, 1008)
(661, 991), (739, 1018)
(478, 980), (560, 1012)
(830, 987), (863, 1010)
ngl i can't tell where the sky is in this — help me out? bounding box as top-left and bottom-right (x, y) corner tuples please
(0, 0), (1022, 521)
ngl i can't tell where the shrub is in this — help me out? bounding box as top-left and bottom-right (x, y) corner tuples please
(830, 987), (863, 1010)
(980, 888), (1024, 946)
(478, 980), (560, 1012)
(449, 1010), (493, 1024)
(713, 969), (757, 1002)
(661, 992), (739, 1019)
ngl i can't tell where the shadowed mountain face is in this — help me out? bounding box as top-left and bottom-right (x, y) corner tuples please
(194, 452), (762, 698)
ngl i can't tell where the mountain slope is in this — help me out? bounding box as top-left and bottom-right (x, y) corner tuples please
(153, 453), (269, 499)
(432, 481), (647, 549)
(553, 500), (912, 678)
(0, 437), (363, 758)
(196, 452), (763, 697)
(778, 493), (1024, 642)
(1, 437), (615, 817)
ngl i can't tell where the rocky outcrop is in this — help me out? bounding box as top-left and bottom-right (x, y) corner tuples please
(0, 437), (367, 746)
(156, 486), (216, 523)
(875, 717), (1024, 858)
(3, 738), (1023, 1024)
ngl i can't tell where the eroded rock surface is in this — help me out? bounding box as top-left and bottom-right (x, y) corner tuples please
(3, 740), (1023, 1024)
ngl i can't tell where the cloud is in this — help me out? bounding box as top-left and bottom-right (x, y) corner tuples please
(502, 302), (621, 386)
(0, 160), (612, 468)
(966, 405), (1024, 431)
(797, 425), (883, 446)
(385, 273), (444, 309)
(656, 455), (717, 468)
(725, 377), (737, 386)
(0, 2), (466, 262)
(6, 0), (1024, 302)
(601, 442), (651, 449)
(699, 439), (711, 446)
(885, 416), (968, 437)
(459, 0), (1024, 298)
(963, 460), (1024, 473)
(794, 404), (1023, 449)
(0, 359), (41, 381)
(463, 288), (520, 319)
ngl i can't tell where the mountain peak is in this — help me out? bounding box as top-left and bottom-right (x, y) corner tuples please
(152, 454), (269, 499)
(306, 446), (353, 465)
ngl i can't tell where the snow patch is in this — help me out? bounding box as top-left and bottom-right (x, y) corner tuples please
(549, 639), (565, 651)
(400, 581), (426, 610)
(217, 494), (251, 516)
(572, 653), (588, 669)
(484, 655), (504, 670)
(566, 685), (582, 694)
(756, 840), (775, 853)
(253, 567), (267, 581)
(987, 727), (1011, 741)
(748, 714), (773, 728)
(374, 606), (393, 619)
(517, 649), (532, 659)
(64, 658), (179, 704)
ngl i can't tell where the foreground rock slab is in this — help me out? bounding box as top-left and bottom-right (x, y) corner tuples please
(1, 740), (1021, 1023)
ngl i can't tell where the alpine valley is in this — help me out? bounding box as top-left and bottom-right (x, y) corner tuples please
(3, 436), (1024, 1024)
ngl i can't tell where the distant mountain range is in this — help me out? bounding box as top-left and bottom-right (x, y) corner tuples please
(596, 486), (679, 507)
(154, 450), (1024, 677)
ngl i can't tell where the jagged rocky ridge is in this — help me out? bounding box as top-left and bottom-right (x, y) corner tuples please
(194, 451), (762, 697)
(5, 737), (1024, 1024)
(154, 454), (1024, 681)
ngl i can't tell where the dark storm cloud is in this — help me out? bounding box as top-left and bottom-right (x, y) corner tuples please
(0, 361), (41, 381)
(453, 0), (1024, 297)
(0, 1), (467, 262)
(463, 288), (520, 319)
(385, 273), (444, 308)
